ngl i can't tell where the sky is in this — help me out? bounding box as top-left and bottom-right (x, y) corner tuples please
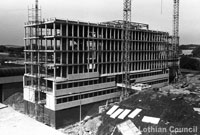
(0, 0), (199, 46)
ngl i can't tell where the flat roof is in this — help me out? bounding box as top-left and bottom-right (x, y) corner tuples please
(0, 66), (25, 77)
(25, 18), (169, 34)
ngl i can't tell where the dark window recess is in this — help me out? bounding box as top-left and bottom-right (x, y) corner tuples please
(74, 96), (78, 100)
(94, 92), (98, 96)
(68, 97), (73, 101)
(98, 91), (102, 95)
(68, 83), (72, 88)
(79, 82), (83, 86)
(74, 82), (78, 87)
(63, 98), (68, 102)
(89, 93), (93, 97)
(85, 94), (89, 98)
(103, 90), (106, 94)
(57, 85), (61, 89)
(63, 84), (67, 89)
(89, 80), (93, 85)
(57, 99), (62, 104)
(56, 87), (120, 104)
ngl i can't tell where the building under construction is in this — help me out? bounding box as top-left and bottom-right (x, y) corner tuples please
(23, 17), (170, 128)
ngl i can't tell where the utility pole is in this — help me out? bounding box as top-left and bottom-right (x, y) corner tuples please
(121, 0), (131, 101)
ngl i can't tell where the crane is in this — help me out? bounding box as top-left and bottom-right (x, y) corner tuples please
(120, 0), (180, 100)
(34, 0), (40, 120)
(173, 0), (179, 60)
(121, 0), (131, 101)
(173, 0), (180, 81)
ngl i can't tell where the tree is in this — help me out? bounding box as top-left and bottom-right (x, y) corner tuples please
(180, 56), (200, 71)
(192, 46), (200, 57)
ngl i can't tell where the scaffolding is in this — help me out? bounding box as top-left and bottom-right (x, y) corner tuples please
(26, 0), (48, 124)
(100, 20), (149, 30)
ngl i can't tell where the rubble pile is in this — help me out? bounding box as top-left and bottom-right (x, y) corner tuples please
(62, 116), (102, 135)
(62, 73), (200, 135)
(97, 89), (200, 135)
(4, 92), (24, 113)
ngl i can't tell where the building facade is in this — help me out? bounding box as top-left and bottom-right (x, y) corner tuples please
(24, 18), (169, 128)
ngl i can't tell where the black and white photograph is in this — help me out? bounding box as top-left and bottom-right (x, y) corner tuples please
(0, 0), (200, 134)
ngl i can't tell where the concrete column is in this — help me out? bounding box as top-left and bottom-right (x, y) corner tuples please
(66, 22), (68, 37)
(87, 25), (89, 73)
(72, 25), (74, 37)
(53, 23), (56, 36)
(60, 24), (62, 36)
(53, 23), (56, 78)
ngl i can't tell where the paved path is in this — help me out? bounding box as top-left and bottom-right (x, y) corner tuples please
(0, 105), (65, 135)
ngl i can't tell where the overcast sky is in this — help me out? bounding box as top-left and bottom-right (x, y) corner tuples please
(0, 0), (199, 45)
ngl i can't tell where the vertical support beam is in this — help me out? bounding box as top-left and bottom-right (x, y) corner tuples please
(60, 24), (63, 77)
(66, 22), (69, 75)
(82, 26), (85, 73)
(44, 24), (48, 89)
(87, 25), (90, 73)
(97, 26), (99, 72)
(77, 24), (80, 74)
(53, 23), (56, 79)
(105, 27), (108, 74)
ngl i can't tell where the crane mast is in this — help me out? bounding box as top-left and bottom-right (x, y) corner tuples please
(173, 0), (179, 65)
(35, 0), (40, 119)
(121, 0), (131, 101)
(172, 0), (180, 81)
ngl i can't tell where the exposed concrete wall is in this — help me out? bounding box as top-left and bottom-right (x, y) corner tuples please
(24, 99), (107, 129)
(55, 100), (106, 129)
(24, 100), (56, 128)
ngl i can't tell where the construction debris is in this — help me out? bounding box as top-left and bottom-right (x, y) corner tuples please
(128, 108), (142, 119)
(117, 120), (142, 135)
(106, 105), (119, 115)
(62, 116), (102, 135)
(141, 116), (160, 124)
(97, 83), (200, 135)
(4, 92), (24, 113)
(193, 108), (200, 114)
(61, 72), (200, 134)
